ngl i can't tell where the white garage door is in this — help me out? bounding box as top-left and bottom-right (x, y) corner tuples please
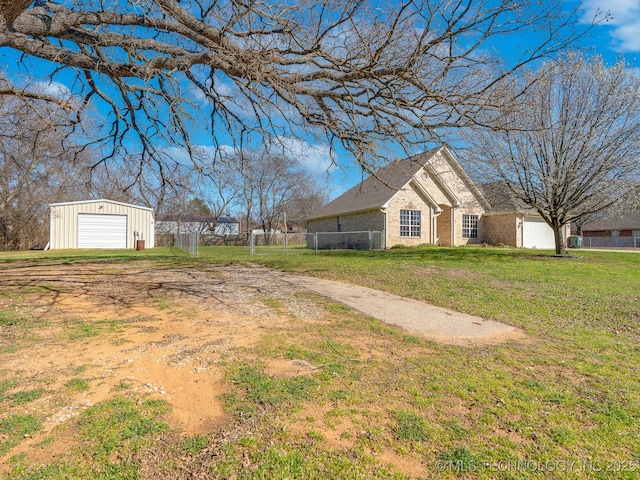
(78, 214), (127, 249)
(523, 217), (555, 249)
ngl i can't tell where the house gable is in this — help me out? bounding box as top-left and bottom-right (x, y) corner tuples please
(417, 147), (490, 211)
(308, 146), (488, 220)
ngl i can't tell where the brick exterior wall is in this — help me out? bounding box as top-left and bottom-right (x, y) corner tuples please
(482, 213), (520, 247)
(307, 210), (385, 249)
(450, 209), (486, 246)
(386, 189), (434, 247)
(307, 210), (384, 233)
(583, 230), (634, 237)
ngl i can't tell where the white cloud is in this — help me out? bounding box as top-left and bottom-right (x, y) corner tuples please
(163, 145), (192, 165)
(581, 0), (640, 52)
(273, 136), (336, 176)
(32, 81), (73, 100)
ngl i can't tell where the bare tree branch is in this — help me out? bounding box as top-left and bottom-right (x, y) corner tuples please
(0, 0), (595, 174)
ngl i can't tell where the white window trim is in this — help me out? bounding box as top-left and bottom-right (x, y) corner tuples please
(462, 214), (478, 239)
(400, 209), (421, 237)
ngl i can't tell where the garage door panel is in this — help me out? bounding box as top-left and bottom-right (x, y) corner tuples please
(523, 218), (555, 249)
(78, 214), (127, 249)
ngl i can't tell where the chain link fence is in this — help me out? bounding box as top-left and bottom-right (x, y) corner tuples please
(250, 231), (384, 256)
(174, 233), (199, 256)
(315, 231), (384, 251)
(581, 236), (640, 248)
(158, 230), (385, 256)
(250, 233), (314, 256)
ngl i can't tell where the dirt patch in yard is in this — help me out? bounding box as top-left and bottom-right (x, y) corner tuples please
(0, 262), (329, 469)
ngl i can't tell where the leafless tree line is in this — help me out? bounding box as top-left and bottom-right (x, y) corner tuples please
(158, 148), (328, 235)
(0, 91), (327, 249)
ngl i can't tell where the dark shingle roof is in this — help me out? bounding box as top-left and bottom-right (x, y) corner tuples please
(308, 149), (440, 220)
(479, 183), (540, 213)
(582, 212), (640, 231)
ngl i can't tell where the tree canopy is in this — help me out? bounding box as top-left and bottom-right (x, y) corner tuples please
(0, 0), (590, 175)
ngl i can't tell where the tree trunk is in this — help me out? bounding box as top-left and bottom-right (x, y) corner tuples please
(553, 224), (567, 256)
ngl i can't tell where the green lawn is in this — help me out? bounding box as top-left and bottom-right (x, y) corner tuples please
(1, 245), (639, 479)
(204, 245), (640, 479)
(246, 246), (640, 336)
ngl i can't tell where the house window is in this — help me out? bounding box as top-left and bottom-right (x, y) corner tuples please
(400, 210), (421, 237)
(462, 214), (478, 239)
(337, 216), (342, 232)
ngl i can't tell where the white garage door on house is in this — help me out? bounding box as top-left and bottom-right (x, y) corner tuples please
(77, 214), (127, 249)
(522, 217), (555, 249)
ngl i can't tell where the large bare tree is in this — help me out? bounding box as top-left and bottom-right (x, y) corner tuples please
(0, 0), (591, 175)
(467, 53), (640, 255)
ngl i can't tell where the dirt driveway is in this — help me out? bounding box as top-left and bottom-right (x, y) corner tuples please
(0, 261), (521, 470)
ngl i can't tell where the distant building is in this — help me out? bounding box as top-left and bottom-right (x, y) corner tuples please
(581, 212), (640, 238)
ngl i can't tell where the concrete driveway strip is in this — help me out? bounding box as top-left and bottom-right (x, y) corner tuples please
(284, 274), (524, 346)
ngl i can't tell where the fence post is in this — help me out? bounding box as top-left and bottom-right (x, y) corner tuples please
(250, 233), (255, 256)
(368, 231), (373, 250)
(314, 232), (318, 254)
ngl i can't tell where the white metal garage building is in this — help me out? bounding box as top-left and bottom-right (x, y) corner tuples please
(49, 199), (155, 250)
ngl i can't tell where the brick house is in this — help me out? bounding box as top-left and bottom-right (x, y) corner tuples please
(581, 212), (640, 238)
(306, 146), (567, 249)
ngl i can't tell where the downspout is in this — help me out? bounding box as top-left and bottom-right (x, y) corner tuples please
(382, 209), (387, 249)
(519, 215), (523, 248)
(451, 207), (456, 247)
(432, 209), (442, 245)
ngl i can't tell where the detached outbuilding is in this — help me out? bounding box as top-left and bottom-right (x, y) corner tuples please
(49, 199), (155, 250)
